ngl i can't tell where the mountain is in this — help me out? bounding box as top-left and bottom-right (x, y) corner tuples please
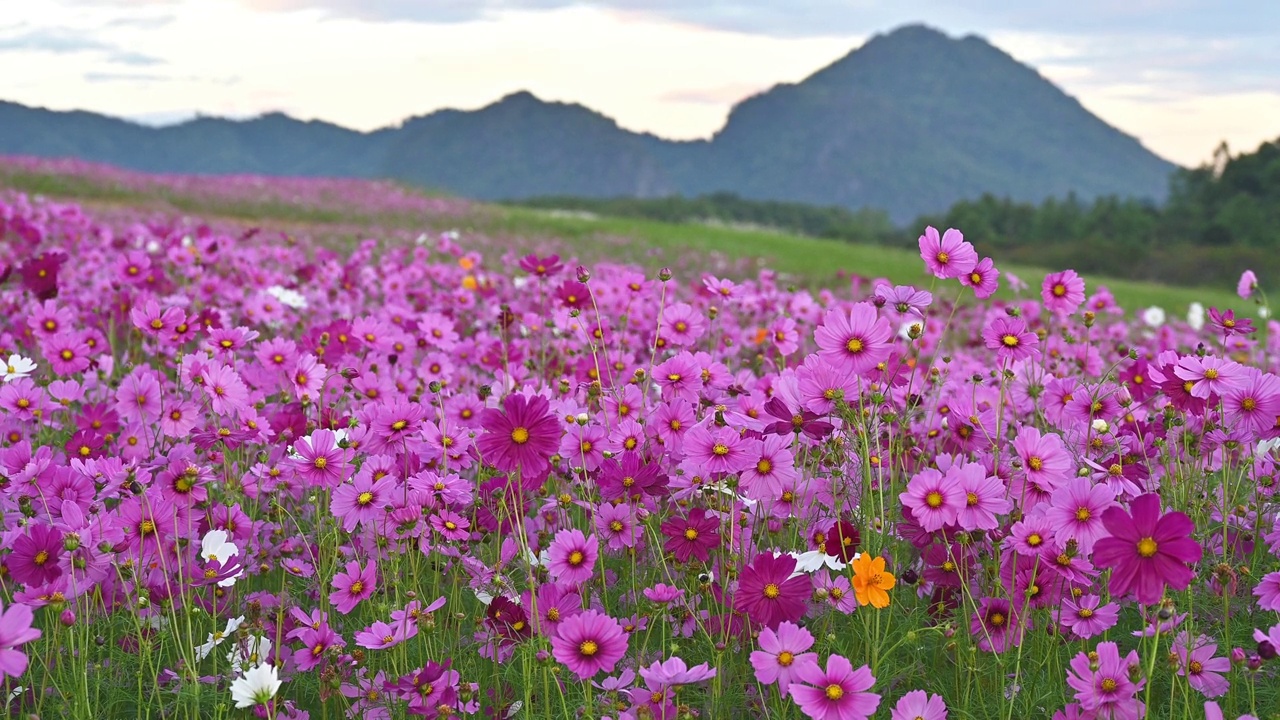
(0, 25), (1177, 222)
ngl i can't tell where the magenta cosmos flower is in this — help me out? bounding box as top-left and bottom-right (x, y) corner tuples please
(750, 621), (820, 698)
(983, 316), (1039, 363)
(292, 429), (352, 488)
(6, 523), (64, 587)
(546, 528), (599, 584)
(1172, 633), (1230, 699)
(1238, 270), (1258, 299)
(1093, 493), (1202, 605)
(791, 654), (881, 720)
(734, 553), (812, 629)
(660, 508), (721, 563)
(815, 303), (894, 376)
(476, 393), (562, 480)
(551, 609), (627, 679)
(683, 424), (755, 475)
(918, 226), (977, 279)
(331, 559), (377, 614)
(890, 690), (948, 720)
(1042, 270), (1086, 316)
(0, 599), (42, 679)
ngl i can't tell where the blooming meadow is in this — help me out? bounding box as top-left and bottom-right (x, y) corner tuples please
(0, 181), (1279, 720)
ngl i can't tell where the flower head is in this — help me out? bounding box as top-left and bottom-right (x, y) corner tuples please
(1093, 493), (1202, 605)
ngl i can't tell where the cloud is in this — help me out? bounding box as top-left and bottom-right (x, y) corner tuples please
(0, 27), (165, 66)
(83, 70), (171, 82)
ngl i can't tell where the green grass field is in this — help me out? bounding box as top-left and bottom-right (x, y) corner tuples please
(0, 164), (1250, 317)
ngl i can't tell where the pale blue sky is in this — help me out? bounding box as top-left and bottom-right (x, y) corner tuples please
(2, 0), (1277, 166)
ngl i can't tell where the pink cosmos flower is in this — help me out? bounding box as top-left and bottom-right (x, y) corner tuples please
(899, 468), (964, 532)
(1046, 477), (1116, 554)
(639, 656), (716, 689)
(1254, 570), (1280, 611)
(815, 303), (893, 376)
(653, 352), (703, 403)
(1011, 427), (1073, 499)
(551, 610), (627, 679)
(291, 353), (326, 400)
(595, 502), (641, 550)
(0, 599), (42, 678)
(1042, 270), (1086, 315)
(1065, 642), (1145, 719)
(1173, 355), (1244, 400)
(291, 429), (352, 488)
(1238, 270), (1258, 299)
(750, 621), (820, 698)
(683, 424), (755, 475)
(734, 552), (811, 629)
(791, 654), (881, 720)
(953, 461), (1011, 531)
(1093, 493), (1202, 605)
(331, 559), (377, 614)
(961, 257), (1000, 299)
(546, 529), (599, 585)
(1172, 633), (1230, 699)
(1058, 595), (1119, 640)
(890, 690), (948, 720)
(331, 471), (395, 532)
(983, 315), (1039, 363)
(476, 393), (562, 480)
(918, 226), (977, 279)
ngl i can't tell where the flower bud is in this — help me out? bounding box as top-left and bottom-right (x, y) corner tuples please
(658, 267), (672, 282)
(576, 266), (591, 283)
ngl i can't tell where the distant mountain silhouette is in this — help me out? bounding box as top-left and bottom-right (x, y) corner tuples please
(0, 24), (1177, 222)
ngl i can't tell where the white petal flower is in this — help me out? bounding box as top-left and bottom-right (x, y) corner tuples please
(1141, 306), (1166, 327)
(1187, 302), (1205, 331)
(200, 530), (239, 563)
(266, 285), (307, 310)
(227, 636), (272, 674)
(1, 355), (36, 383)
(230, 663), (281, 709)
(196, 616), (245, 661)
(788, 550), (849, 576)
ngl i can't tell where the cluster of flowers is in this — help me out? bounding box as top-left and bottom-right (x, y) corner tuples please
(0, 185), (1278, 720)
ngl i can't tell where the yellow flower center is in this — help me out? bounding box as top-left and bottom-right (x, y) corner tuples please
(1078, 608), (1094, 618)
(1204, 369), (1219, 380)
(579, 640), (598, 656)
(445, 521), (457, 530)
(966, 492), (979, 506)
(1137, 537), (1158, 557)
(1002, 334), (1019, 347)
(349, 581), (364, 594)
(314, 457), (327, 469)
(925, 491), (944, 508)
(511, 427), (530, 444)
(1100, 678), (1118, 692)
(777, 651), (794, 666)
(1028, 457), (1043, 471)
(970, 272), (982, 284)
(1052, 283), (1066, 297)
(825, 684), (844, 701)
(989, 612), (1006, 626)
(609, 520), (624, 532)
(34, 550), (49, 565)
(391, 420), (407, 431)
(568, 551), (585, 566)
(357, 491), (374, 505)
(683, 528), (699, 541)
(763, 583), (780, 599)
(1027, 533), (1042, 546)
(846, 338), (864, 353)
(936, 251), (949, 264)
(757, 459), (773, 473)
(140, 520), (156, 535)
(1243, 398), (1257, 411)
(712, 443), (729, 456)
(1075, 507), (1091, 521)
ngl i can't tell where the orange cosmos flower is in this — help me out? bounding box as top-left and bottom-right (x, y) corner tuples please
(851, 553), (895, 608)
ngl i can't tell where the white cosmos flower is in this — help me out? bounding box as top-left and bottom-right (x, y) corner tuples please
(1, 355), (36, 383)
(230, 663), (281, 709)
(1187, 302), (1205, 331)
(227, 635), (273, 674)
(200, 529), (243, 587)
(789, 550), (849, 575)
(266, 285), (307, 310)
(196, 616), (245, 661)
(1141, 306), (1166, 327)
(1091, 419), (1110, 434)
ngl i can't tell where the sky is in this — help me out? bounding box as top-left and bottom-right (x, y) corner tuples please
(1, 1), (1277, 167)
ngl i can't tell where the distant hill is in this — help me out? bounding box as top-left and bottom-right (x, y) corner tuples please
(0, 24), (1177, 222)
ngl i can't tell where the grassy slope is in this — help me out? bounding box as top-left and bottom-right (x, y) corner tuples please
(0, 165), (1248, 316)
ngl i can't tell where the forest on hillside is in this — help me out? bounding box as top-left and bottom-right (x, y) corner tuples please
(516, 138), (1280, 289)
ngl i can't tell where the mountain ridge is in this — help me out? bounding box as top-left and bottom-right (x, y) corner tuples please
(0, 24), (1179, 222)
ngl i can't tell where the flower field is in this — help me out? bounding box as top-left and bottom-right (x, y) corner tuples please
(1, 170), (1279, 720)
